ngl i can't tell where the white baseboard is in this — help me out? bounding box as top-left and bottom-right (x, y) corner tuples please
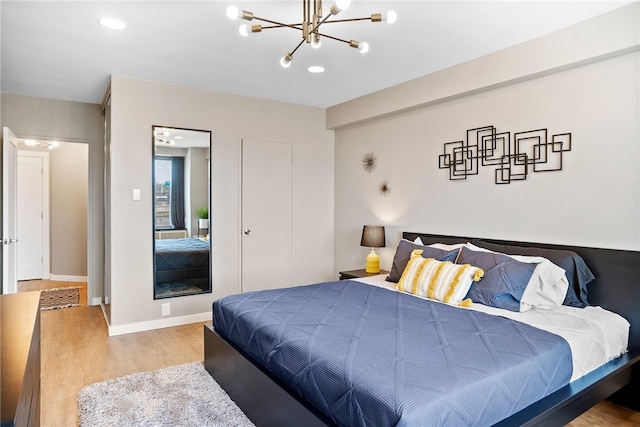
(91, 297), (102, 306)
(107, 312), (212, 336)
(49, 274), (88, 282)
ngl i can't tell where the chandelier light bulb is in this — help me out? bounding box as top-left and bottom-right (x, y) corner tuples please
(358, 41), (369, 54)
(226, 5), (240, 20)
(336, 0), (351, 11)
(238, 24), (249, 37)
(311, 36), (321, 49)
(280, 54), (292, 68)
(23, 139), (59, 149)
(385, 11), (397, 24)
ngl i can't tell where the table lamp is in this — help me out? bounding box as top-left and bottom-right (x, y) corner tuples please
(360, 225), (386, 273)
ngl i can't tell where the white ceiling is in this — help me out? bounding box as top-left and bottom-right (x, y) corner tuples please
(1, 1), (632, 108)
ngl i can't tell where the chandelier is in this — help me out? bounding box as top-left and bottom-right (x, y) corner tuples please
(24, 139), (59, 150)
(225, 0), (396, 68)
(154, 128), (177, 145)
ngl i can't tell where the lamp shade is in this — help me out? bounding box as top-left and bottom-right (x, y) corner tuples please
(360, 225), (385, 248)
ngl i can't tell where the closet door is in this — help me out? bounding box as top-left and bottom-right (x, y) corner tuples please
(241, 138), (292, 293)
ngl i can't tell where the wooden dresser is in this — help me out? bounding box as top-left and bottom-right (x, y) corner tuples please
(1, 291), (41, 427)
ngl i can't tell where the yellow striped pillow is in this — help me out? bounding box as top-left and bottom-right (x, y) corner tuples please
(396, 249), (484, 307)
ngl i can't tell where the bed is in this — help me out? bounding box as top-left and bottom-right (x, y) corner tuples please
(154, 237), (210, 291)
(204, 232), (640, 426)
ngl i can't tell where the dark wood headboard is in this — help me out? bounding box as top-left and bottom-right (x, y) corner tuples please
(402, 232), (640, 353)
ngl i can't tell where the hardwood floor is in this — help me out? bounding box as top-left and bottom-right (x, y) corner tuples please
(18, 280), (204, 426)
(17, 280), (640, 427)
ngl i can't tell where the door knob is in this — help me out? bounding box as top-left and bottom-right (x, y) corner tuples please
(243, 229), (251, 235)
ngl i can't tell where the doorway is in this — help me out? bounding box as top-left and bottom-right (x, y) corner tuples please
(16, 140), (89, 303)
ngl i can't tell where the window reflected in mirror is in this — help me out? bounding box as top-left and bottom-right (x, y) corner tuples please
(152, 126), (212, 299)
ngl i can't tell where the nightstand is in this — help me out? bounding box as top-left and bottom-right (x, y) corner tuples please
(339, 269), (389, 280)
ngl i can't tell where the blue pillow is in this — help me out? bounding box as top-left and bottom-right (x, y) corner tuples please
(386, 239), (459, 283)
(457, 246), (538, 312)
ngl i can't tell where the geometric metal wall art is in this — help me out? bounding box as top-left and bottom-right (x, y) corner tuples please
(438, 125), (572, 184)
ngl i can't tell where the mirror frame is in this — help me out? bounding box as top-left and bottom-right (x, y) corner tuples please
(152, 125), (212, 299)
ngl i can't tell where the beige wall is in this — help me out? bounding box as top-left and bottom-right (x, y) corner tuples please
(1, 94), (104, 302)
(332, 4), (640, 273)
(50, 142), (88, 277)
(108, 76), (335, 329)
(186, 147), (209, 238)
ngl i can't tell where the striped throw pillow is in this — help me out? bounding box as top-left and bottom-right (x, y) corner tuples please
(396, 249), (484, 307)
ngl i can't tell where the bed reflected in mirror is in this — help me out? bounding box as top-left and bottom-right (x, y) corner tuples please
(152, 126), (212, 299)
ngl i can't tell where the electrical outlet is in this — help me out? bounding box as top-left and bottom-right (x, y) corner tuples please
(161, 303), (170, 316)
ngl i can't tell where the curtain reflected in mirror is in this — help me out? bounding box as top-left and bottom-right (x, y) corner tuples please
(152, 126), (212, 299)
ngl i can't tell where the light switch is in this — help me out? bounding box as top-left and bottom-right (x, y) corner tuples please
(133, 188), (141, 201)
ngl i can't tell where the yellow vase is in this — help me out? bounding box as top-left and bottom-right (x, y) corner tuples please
(365, 248), (380, 273)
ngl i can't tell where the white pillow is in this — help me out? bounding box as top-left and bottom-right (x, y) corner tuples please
(464, 242), (569, 309)
(412, 237), (466, 252)
(428, 242), (467, 251)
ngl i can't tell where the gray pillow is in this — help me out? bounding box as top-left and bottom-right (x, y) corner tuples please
(471, 239), (594, 308)
(386, 239), (459, 283)
(457, 246), (538, 312)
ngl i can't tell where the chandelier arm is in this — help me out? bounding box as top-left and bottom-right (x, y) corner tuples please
(289, 38), (307, 57)
(310, 13), (370, 35)
(318, 17), (372, 24)
(314, 11), (336, 29)
(259, 24), (304, 30)
(251, 15), (305, 30)
(315, 31), (350, 44)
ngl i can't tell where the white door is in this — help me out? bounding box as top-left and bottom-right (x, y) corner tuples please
(2, 127), (19, 293)
(17, 152), (49, 280)
(241, 138), (293, 292)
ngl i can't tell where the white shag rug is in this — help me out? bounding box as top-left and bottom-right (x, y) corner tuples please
(77, 362), (255, 427)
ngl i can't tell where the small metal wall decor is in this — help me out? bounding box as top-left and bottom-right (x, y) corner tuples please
(438, 125), (572, 184)
(379, 180), (391, 196)
(362, 152), (378, 173)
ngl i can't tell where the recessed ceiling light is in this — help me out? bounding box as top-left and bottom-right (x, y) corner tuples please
(307, 66), (325, 74)
(99, 18), (126, 30)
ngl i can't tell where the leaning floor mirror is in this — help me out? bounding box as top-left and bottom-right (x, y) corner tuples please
(152, 126), (212, 299)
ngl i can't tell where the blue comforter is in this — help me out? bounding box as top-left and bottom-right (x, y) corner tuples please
(155, 238), (209, 271)
(213, 281), (572, 426)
